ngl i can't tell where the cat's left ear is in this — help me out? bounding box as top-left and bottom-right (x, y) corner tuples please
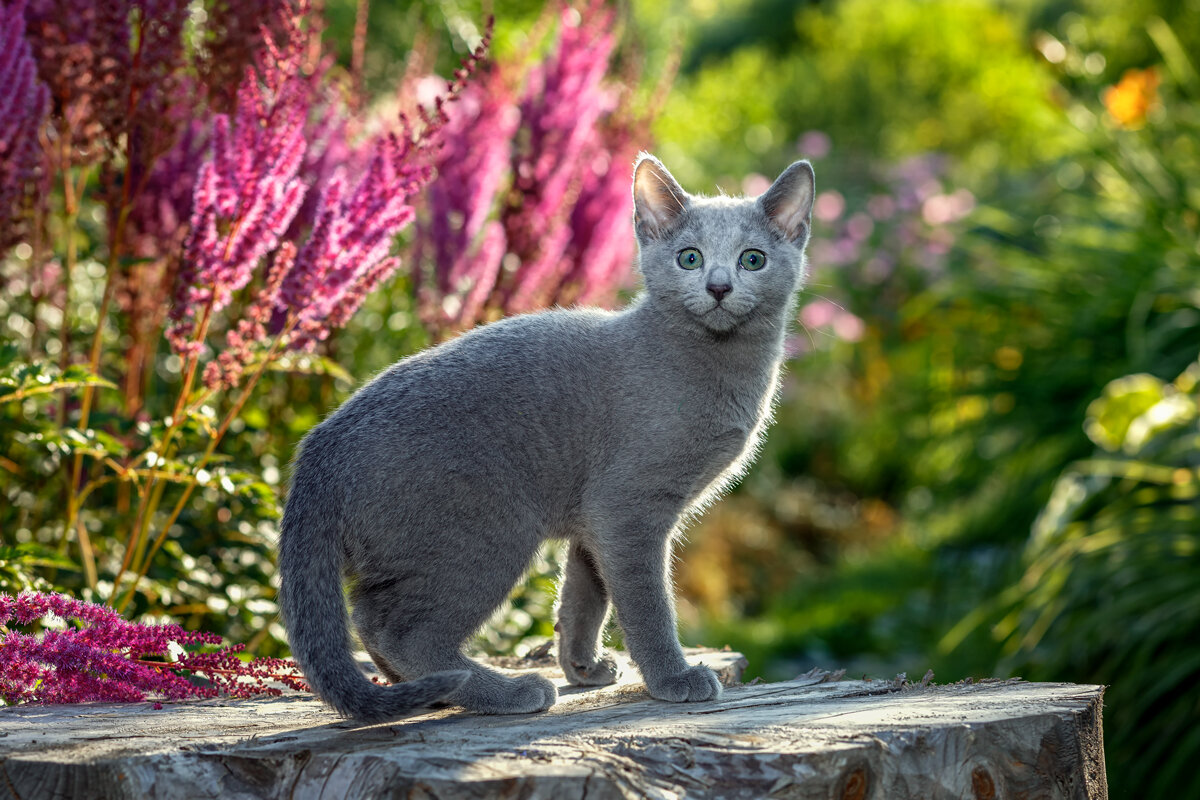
(759, 161), (815, 244)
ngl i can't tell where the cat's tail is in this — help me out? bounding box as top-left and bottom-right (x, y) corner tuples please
(278, 433), (468, 723)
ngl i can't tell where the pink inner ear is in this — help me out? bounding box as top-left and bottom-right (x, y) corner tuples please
(773, 203), (809, 237)
(635, 162), (685, 231)
(764, 175), (814, 239)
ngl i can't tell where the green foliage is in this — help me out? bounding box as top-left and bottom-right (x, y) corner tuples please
(0, 544), (67, 594)
(994, 362), (1200, 799)
(475, 545), (563, 656)
(321, 0), (586, 96)
(664, 2), (1198, 792)
(0, 328), (299, 650)
(0, 351), (115, 405)
(656, 0), (1072, 187)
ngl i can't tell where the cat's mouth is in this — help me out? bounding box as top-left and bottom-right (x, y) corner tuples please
(698, 301), (751, 332)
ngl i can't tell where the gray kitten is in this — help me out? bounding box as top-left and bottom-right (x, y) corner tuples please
(278, 154), (815, 722)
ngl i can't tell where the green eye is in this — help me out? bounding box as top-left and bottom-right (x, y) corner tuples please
(738, 249), (767, 271)
(677, 248), (704, 270)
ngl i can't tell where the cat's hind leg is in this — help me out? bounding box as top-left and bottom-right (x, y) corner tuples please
(350, 584), (408, 684)
(556, 541), (619, 687)
(356, 553), (557, 715)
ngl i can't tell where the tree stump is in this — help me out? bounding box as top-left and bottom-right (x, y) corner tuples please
(0, 648), (1106, 799)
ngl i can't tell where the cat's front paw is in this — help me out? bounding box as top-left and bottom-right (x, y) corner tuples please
(647, 664), (723, 703)
(561, 653), (620, 687)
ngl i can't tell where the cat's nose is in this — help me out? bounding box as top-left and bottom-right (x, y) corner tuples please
(707, 282), (732, 302)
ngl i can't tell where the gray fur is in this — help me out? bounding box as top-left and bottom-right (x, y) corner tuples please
(278, 154), (815, 721)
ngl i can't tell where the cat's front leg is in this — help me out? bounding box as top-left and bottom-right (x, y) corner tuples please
(556, 542), (620, 687)
(593, 519), (722, 703)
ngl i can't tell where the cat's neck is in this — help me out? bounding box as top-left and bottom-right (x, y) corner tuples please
(626, 293), (792, 374)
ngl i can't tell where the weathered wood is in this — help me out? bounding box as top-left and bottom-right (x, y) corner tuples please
(0, 648), (1106, 799)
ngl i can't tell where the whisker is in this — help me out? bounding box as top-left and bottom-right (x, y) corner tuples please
(796, 320), (817, 350)
(801, 291), (849, 313)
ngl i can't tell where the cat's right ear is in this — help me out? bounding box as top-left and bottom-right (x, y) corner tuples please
(633, 153), (688, 239)
(759, 160), (815, 244)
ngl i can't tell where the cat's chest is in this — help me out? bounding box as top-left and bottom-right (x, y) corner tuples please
(657, 370), (776, 497)
(665, 363), (778, 450)
(677, 379), (763, 431)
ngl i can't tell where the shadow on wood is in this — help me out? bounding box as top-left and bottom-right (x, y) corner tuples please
(0, 648), (1106, 799)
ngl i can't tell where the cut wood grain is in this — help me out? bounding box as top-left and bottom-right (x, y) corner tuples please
(0, 648), (1106, 799)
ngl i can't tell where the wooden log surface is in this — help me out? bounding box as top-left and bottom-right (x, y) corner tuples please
(0, 647), (1107, 799)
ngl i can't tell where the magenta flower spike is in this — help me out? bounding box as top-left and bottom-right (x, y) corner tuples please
(122, 0), (191, 169)
(416, 76), (519, 329)
(21, 0), (133, 163)
(166, 10), (311, 356)
(168, 1), (474, 369)
(0, 0), (50, 253)
(561, 131), (638, 307)
(124, 113), (210, 260)
(414, 3), (640, 332)
(0, 592), (306, 705)
(505, 1), (618, 313)
(280, 125), (430, 350)
(275, 21), (492, 347)
(289, 62), (360, 236)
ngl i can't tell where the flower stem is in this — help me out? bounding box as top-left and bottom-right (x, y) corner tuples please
(107, 294), (216, 607)
(74, 514), (98, 590)
(116, 322), (295, 613)
(57, 139), (92, 567)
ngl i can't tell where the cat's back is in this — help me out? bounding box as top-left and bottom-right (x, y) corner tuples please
(295, 308), (636, 522)
(315, 307), (628, 448)
(387, 306), (623, 399)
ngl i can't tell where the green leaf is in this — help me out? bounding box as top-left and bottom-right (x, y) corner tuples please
(266, 353), (355, 384)
(1083, 373), (1165, 451)
(197, 468), (280, 506)
(0, 342), (18, 369)
(31, 426), (129, 459)
(0, 360), (116, 404)
(0, 543), (79, 571)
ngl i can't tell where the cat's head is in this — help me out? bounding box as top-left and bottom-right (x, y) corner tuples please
(632, 154), (814, 336)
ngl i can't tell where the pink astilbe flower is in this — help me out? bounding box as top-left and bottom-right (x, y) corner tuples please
(115, 0), (192, 191)
(416, 71), (519, 330)
(288, 70), (360, 235)
(0, 0), (50, 253)
(124, 115), (210, 261)
(172, 3), (476, 378)
(273, 25), (492, 350)
(414, 2), (642, 333)
(203, 242), (296, 390)
(505, 1), (618, 313)
(127, 60), (343, 264)
(129, 39), (352, 266)
(277, 124), (430, 351)
(0, 592), (306, 705)
(166, 10), (311, 356)
(559, 117), (639, 307)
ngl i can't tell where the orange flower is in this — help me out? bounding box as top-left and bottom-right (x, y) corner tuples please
(1102, 67), (1161, 128)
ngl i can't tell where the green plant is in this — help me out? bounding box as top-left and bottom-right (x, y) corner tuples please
(978, 362), (1200, 798)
